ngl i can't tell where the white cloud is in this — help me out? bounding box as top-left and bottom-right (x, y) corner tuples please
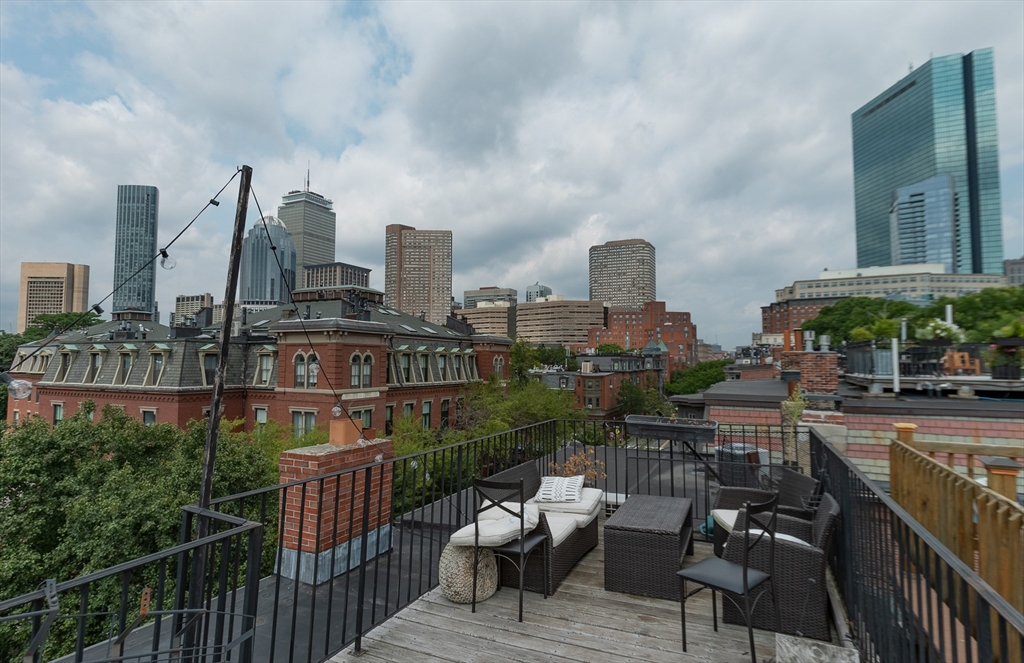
(1, 1), (1021, 348)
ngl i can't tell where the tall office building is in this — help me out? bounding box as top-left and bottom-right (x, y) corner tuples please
(525, 282), (552, 303)
(464, 286), (517, 309)
(239, 216), (297, 307)
(852, 48), (1002, 274)
(17, 262), (90, 332)
(589, 239), (656, 310)
(174, 293), (214, 325)
(890, 175), (959, 274)
(384, 224), (452, 326)
(277, 186), (336, 275)
(112, 185), (159, 319)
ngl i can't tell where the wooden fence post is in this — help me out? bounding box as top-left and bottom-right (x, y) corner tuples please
(893, 422), (918, 449)
(979, 456), (1023, 502)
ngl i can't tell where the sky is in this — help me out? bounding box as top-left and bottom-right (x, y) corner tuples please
(1, 1), (1021, 350)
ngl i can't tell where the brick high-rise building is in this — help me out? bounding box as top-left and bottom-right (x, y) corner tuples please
(17, 262), (90, 333)
(589, 239), (655, 310)
(384, 224), (453, 326)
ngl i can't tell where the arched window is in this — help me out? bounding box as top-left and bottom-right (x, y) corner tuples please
(493, 356), (504, 379)
(351, 355), (361, 387)
(307, 353), (318, 388)
(362, 354), (372, 388)
(294, 354), (306, 389)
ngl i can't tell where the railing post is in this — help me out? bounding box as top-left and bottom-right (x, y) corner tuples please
(240, 523), (263, 663)
(893, 422), (917, 449)
(353, 467), (373, 654)
(979, 456), (1023, 501)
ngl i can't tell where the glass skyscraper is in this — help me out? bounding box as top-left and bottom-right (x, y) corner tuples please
(239, 216), (297, 307)
(890, 175), (958, 274)
(852, 48), (1002, 274)
(112, 185), (159, 316)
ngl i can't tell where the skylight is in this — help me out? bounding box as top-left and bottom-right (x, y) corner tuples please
(422, 327), (438, 334)
(399, 324), (417, 332)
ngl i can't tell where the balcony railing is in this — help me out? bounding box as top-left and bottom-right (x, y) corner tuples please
(811, 429), (1024, 663)
(13, 421), (1021, 662)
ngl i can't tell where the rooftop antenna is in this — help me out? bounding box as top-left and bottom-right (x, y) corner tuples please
(909, 61), (913, 73)
(306, 160), (310, 192)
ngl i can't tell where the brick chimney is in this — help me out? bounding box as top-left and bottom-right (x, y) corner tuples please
(277, 422), (394, 584)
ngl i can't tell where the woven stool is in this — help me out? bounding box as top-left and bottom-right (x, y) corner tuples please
(439, 544), (497, 604)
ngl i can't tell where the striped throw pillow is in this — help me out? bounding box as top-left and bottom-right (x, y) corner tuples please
(534, 475), (584, 503)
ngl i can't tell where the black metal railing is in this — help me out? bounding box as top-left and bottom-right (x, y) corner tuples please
(1, 419), (808, 662)
(810, 429), (1024, 663)
(0, 508), (263, 663)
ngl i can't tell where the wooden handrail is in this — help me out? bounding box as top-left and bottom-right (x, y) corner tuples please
(890, 439), (1024, 618)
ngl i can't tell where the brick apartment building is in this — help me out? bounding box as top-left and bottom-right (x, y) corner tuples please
(6, 292), (510, 435)
(585, 301), (696, 371)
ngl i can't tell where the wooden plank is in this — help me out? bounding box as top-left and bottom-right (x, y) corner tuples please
(913, 441), (1024, 459)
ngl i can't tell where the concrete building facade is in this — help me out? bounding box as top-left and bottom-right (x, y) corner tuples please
(589, 239), (656, 310)
(525, 282), (552, 303)
(277, 188), (336, 275)
(1005, 257), (1024, 286)
(775, 264), (1004, 304)
(516, 297), (606, 348)
(112, 185), (159, 319)
(384, 224), (453, 326)
(303, 262), (371, 289)
(174, 293), (214, 327)
(457, 301), (515, 338)
(17, 262), (90, 333)
(463, 286), (517, 309)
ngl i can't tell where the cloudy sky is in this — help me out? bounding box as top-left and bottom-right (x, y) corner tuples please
(1, 1), (1021, 349)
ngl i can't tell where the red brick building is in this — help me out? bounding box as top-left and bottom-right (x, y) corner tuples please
(6, 300), (511, 436)
(584, 301), (696, 371)
(761, 296), (843, 334)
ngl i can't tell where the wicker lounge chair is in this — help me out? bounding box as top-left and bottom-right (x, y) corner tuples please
(712, 467), (820, 557)
(720, 492), (840, 641)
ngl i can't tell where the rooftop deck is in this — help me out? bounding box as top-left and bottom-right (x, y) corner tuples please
(336, 524), (795, 663)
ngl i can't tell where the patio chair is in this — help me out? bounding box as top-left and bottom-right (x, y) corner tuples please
(471, 478), (549, 622)
(678, 495), (780, 663)
(711, 467), (819, 556)
(721, 492), (840, 641)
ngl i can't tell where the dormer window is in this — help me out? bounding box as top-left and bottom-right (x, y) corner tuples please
(86, 346), (107, 384)
(116, 352), (134, 385)
(255, 349), (275, 387)
(418, 354), (430, 382)
(437, 354), (447, 381)
(145, 344), (170, 387)
(56, 352), (73, 382)
(198, 344), (219, 387)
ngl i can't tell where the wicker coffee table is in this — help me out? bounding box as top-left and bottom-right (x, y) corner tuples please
(604, 495), (693, 600)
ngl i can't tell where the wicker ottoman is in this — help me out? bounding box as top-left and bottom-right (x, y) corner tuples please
(604, 495), (693, 600)
(438, 544), (497, 604)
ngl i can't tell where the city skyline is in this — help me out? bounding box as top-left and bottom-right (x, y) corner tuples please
(1, 3), (1021, 349)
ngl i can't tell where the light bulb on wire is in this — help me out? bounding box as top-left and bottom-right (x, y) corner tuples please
(331, 403), (342, 418)
(1, 373), (32, 400)
(159, 249), (176, 270)
(308, 359), (320, 377)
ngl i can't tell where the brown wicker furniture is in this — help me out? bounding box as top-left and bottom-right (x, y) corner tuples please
(604, 495), (694, 600)
(485, 461), (600, 596)
(678, 494), (781, 663)
(721, 492), (840, 641)
(712, 467), (819, 557)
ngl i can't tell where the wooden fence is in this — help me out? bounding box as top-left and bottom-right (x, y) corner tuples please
(890, 439), (1024, 617)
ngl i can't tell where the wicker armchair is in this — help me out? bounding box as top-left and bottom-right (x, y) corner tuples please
(720, 492), (840, 641)
(712, 468), (819, 556)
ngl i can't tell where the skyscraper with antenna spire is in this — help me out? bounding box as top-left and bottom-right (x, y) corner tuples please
(277, 172), (336, 277)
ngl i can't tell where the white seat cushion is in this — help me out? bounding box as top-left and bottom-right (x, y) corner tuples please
(544, 514), (579, 548)
(712, 509), (739, 533)
(530, 488), (603, 515)
(448, 504), (539, 547)
(725, 529), (812, 551)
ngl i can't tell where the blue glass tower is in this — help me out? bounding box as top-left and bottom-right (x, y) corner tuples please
(113, 185), (159, 316)
(239, 216), (297, 306)
(890, 175), (958, 274)
(852, 48), (1002, 274)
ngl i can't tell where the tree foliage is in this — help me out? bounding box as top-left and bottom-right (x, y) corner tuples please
(665, 359), (733, 395)
(0, 406), (279, 604)
(801, 297), (918, 345)
(507, 337), (578, 384)
(596, 343), (625, 355)
(21, 312), (105, 342)
(616, 374), (671, 416)
(912, 287), (1024, 343)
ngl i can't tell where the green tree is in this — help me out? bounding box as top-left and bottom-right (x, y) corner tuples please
(910, 286), (1024, 342)
(616, 379), (646, 415)
(802, 297), (918, 345)
(508, 337), (537, 385)
(596, 343), (625, 355)
(665, 359), (733, 395)
(22, 311), (104, 342)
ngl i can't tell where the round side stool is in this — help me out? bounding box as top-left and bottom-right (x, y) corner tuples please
(438, 544), (497, 604)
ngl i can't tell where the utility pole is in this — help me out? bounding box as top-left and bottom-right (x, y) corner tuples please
(185, 165), (251, 646)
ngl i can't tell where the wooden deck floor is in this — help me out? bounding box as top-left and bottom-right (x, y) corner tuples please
(333, 525), (778, 663)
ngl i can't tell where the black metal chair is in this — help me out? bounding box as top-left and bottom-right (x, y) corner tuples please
(471, 478), (548, 622)
(678, 494), (781, 663)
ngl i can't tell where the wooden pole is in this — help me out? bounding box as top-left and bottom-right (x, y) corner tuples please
(893, 422), (917, 449)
